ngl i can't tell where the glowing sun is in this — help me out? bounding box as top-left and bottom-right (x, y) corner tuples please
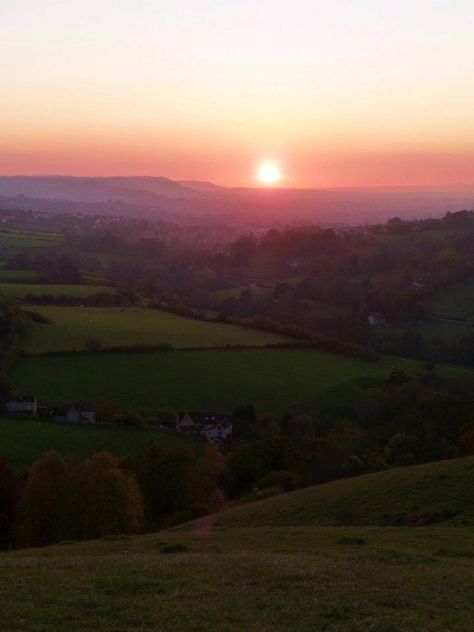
(257, 161), (281, 186)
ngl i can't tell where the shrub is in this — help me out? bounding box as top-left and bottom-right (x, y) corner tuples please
(160, 543), (189, 554)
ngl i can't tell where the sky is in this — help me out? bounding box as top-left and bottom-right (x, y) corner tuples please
(1, 0), (474, 187)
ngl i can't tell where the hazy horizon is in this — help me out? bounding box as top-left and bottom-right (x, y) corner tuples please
(2, 1), (474, 188)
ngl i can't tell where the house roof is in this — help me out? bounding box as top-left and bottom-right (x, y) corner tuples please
(70, 403), (96, 412)
(6, 395), (36, 404)
(178, 411), (231, 425)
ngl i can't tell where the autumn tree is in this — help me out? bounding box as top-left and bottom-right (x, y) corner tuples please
(79, 452), (143, 539)
(18, 450), (78, 548)
(0, 457), (18, 549)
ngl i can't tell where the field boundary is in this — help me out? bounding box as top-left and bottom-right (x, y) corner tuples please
(18, 340), (382, 360)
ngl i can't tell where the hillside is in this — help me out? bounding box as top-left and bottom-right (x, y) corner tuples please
(200, 456), (474, 529)
(1, 458), (474, 631)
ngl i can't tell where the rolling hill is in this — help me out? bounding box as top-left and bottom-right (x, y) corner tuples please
(197, 456), (474, 529)
(1, 457), (474, 631)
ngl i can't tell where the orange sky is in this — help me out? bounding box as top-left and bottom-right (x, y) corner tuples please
(1, 1), (474, 187)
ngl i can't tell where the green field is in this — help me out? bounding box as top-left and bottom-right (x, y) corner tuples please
(0, 269), (37, 282)
(0, 283), (115, 300)
(2, 458), (474, 630)
(213, 285), (273, 301)
(12, 347), (464, 414)
(0, 228), (64, 255)
(419, 321), (474, 342)
(21, 306), (290, 353)
(0, 417), (201, 471)
(429, 279), (474, 323)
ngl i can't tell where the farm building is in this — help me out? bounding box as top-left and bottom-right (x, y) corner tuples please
(177, 411), (232, 443)
(5, 395), (37, 417)
(53, 403), (97, 424)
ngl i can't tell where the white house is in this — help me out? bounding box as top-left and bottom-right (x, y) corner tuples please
(177, 411), (232, 443)
(5, 395), (37, 417)
(66, 403), (96, 424)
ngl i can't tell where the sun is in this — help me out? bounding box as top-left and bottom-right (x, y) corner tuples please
(257, 161), (281, 186)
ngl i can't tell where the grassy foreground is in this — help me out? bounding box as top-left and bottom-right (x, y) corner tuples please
(12, 348), (457, 414)
(0, 418), (202, 471)
(2, 511), (474, 630)
(21, 306), (291, 353)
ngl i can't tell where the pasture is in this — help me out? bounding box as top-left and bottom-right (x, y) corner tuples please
(0, 283), (114, 300)
(209, 455), (474, 529)
(12, 347), (461, 415)
(0, 228), (64, 255)
(0, 417), (201, 471)
(429, 279), (474, 323)
(21, 306), (291, 353)
(0, 269), (37, 282)
(2, 458), (474, 631)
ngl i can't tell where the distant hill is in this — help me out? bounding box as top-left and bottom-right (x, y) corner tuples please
(178, 180), (224, 192)
(0, 176), (194, 204)
(206, 456), (474, 528)
(0, 176), (473, 225)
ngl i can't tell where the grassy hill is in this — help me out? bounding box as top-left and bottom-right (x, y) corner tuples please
(201, 456), (474, 529)
(0, 417), (202, 471)
(2, 458), (474, 630)
(12, 347), (466, 414)
(20, 306), (291, 353)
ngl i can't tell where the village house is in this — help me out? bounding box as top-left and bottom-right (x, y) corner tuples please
(367, 312), (386, 326)
(5, 395), (37, 417)
(177, 411), (232, 443)
(53, 403), (97, 424)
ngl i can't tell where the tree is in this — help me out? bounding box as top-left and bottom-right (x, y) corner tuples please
(18, 451), (77, 547)
(0, 458), (18, 550)
(192, 444), (226, 512)
(80, 452), (143, 539)
(131, 444), (197, 526)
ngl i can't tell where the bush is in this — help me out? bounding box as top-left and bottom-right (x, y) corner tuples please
(160, 543), (189, 554)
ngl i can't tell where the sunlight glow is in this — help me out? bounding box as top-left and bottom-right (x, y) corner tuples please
(257, 162), (281, 186)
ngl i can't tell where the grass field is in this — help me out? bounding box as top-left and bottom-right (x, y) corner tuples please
(21, 306), (291, 353)
(12, 347), (464, 414)
(2, 458), (474, 630)
(0, 269), (37, 282)
(419, 321), (474, 342)
(0, 283), (115, 300)
(0, 417), (202, 471)
(429, 279), (474, 322)
(213, 285), (273, 301)
(0, 228), (64, 255)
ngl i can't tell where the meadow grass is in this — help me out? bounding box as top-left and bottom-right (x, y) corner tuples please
(429, 279), (474, 322)
(1, 523), (473, 631)
(0, 269), (37, 282)
(1, 456), (474, 629)
(0, 417), (202, 471)
(0, 283), (115, 300)
(203, 455), (474, 529)
(12, 348), (463, 414)
(21, 306), (291, 353)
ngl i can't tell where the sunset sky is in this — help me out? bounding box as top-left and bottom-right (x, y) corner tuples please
(1, 0), (473, 187)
